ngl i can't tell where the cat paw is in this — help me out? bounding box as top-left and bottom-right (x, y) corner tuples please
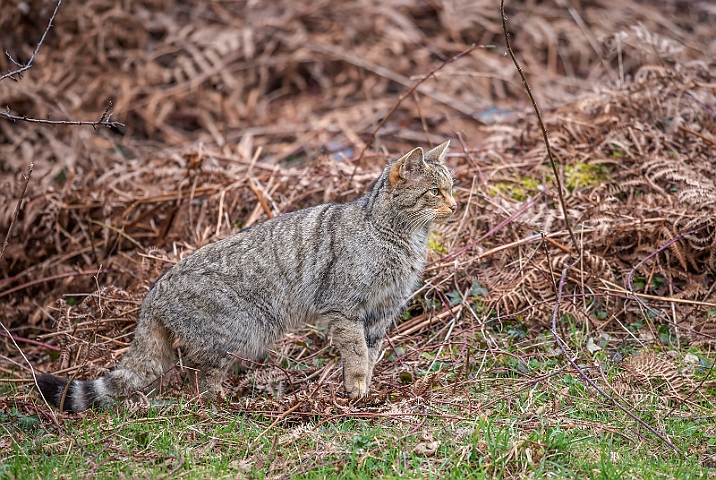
(345, 375), (369, 398)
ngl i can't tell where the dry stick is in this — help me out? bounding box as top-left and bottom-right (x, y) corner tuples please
(550, 261), (681, 454)
(0, 0), (123, 128)
(0, 332), (60, 352)
(0, 269), (112, 299)
(0, 106), (125, 129)
(678, 125), (716, 148)
(0, 162), (33, 262)
(355, 43), (482, 164)
(0, 0), (62, 82)
(500, 0), (579, 254)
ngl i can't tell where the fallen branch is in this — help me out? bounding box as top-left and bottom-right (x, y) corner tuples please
(0, 332), (60, 352)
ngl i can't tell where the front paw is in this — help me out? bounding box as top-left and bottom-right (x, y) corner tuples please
(344, 371), (369, 398)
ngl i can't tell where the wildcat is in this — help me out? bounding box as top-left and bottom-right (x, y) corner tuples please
(37, 142), (456, 412)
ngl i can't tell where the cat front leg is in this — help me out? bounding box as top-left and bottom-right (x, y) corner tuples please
(327, 316), (370, 398)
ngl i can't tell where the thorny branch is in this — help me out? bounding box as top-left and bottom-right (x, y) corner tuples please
(500, 0), (580, 255)
(0, 0), (63, 83)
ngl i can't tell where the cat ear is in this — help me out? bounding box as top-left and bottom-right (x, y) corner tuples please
(389, 147), (425, 188)
(424, 140), (450, 164)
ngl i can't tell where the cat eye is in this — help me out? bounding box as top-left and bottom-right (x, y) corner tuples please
(430, 188), (440, 196)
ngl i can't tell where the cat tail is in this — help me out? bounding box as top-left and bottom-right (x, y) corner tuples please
(37, 312), (176, 412)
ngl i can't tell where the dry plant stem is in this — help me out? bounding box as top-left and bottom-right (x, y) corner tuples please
(0, 162), (33, 262)
(0, 269), (111, 298)
(355, 43), (481, 163)
(0, 332), (60, 352)
(550, 261), (681, 454)
(0, 0), (62, 82)
(500, 0), (579, 254)
(0, 110), (125, 129)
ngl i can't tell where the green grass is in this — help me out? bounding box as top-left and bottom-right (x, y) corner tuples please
(2, 331), (715, 479)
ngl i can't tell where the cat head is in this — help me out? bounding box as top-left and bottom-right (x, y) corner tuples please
(387, 141), (457, 228)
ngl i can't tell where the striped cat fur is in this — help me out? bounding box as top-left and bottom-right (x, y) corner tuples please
(37, 142), (456, 412)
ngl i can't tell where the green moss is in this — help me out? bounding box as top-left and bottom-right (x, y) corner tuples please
(564, 162), (608, 191)
(428, 231), (448, 254)
(490, 181), (528, 201)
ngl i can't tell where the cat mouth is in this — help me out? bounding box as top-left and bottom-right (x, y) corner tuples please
(433, 209), (455, 222)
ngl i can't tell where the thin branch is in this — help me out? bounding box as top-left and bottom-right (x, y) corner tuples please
(0, 332), (60, 352)
(550, 260), (682, 454)
(355, 43), (483, 164)
(500, 0), (580, 254)
(0, 269), (112, 299)
(0, 162), (33, 262)
(1, 105), (125, 129)
(0, 0), (63, 82)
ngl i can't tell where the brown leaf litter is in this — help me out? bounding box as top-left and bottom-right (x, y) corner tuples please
(1, 0), (716, 423)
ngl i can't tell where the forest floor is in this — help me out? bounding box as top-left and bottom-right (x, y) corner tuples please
(1, 0), (716, 478)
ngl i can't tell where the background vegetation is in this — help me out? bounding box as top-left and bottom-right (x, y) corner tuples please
(2, 0), (716, 477)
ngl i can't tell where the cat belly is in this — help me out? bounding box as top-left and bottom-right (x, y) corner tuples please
(147, 274), (296, 363)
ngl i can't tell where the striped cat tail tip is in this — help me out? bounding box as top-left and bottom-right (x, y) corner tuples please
(36, 373), (71, 410)
(36, 373), (104, 413)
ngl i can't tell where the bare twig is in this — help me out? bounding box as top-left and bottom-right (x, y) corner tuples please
(1, 162), (33, 263)
(355, 43), (482, 163)
(1, 104), (125, 129)
(0, 0), (62, 82)
(0, 269), (112, 299)
(500, 0), (580, 254)
(0, 332), (60, 352)
(550, 260), (682, 454)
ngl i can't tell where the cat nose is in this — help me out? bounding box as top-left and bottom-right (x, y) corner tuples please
(450, 203), (457, 212)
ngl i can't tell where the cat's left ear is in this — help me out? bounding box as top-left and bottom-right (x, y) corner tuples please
(424, 140), (450, 164)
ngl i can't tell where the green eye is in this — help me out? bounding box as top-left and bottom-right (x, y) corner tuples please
(430, 188), (440, 196)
